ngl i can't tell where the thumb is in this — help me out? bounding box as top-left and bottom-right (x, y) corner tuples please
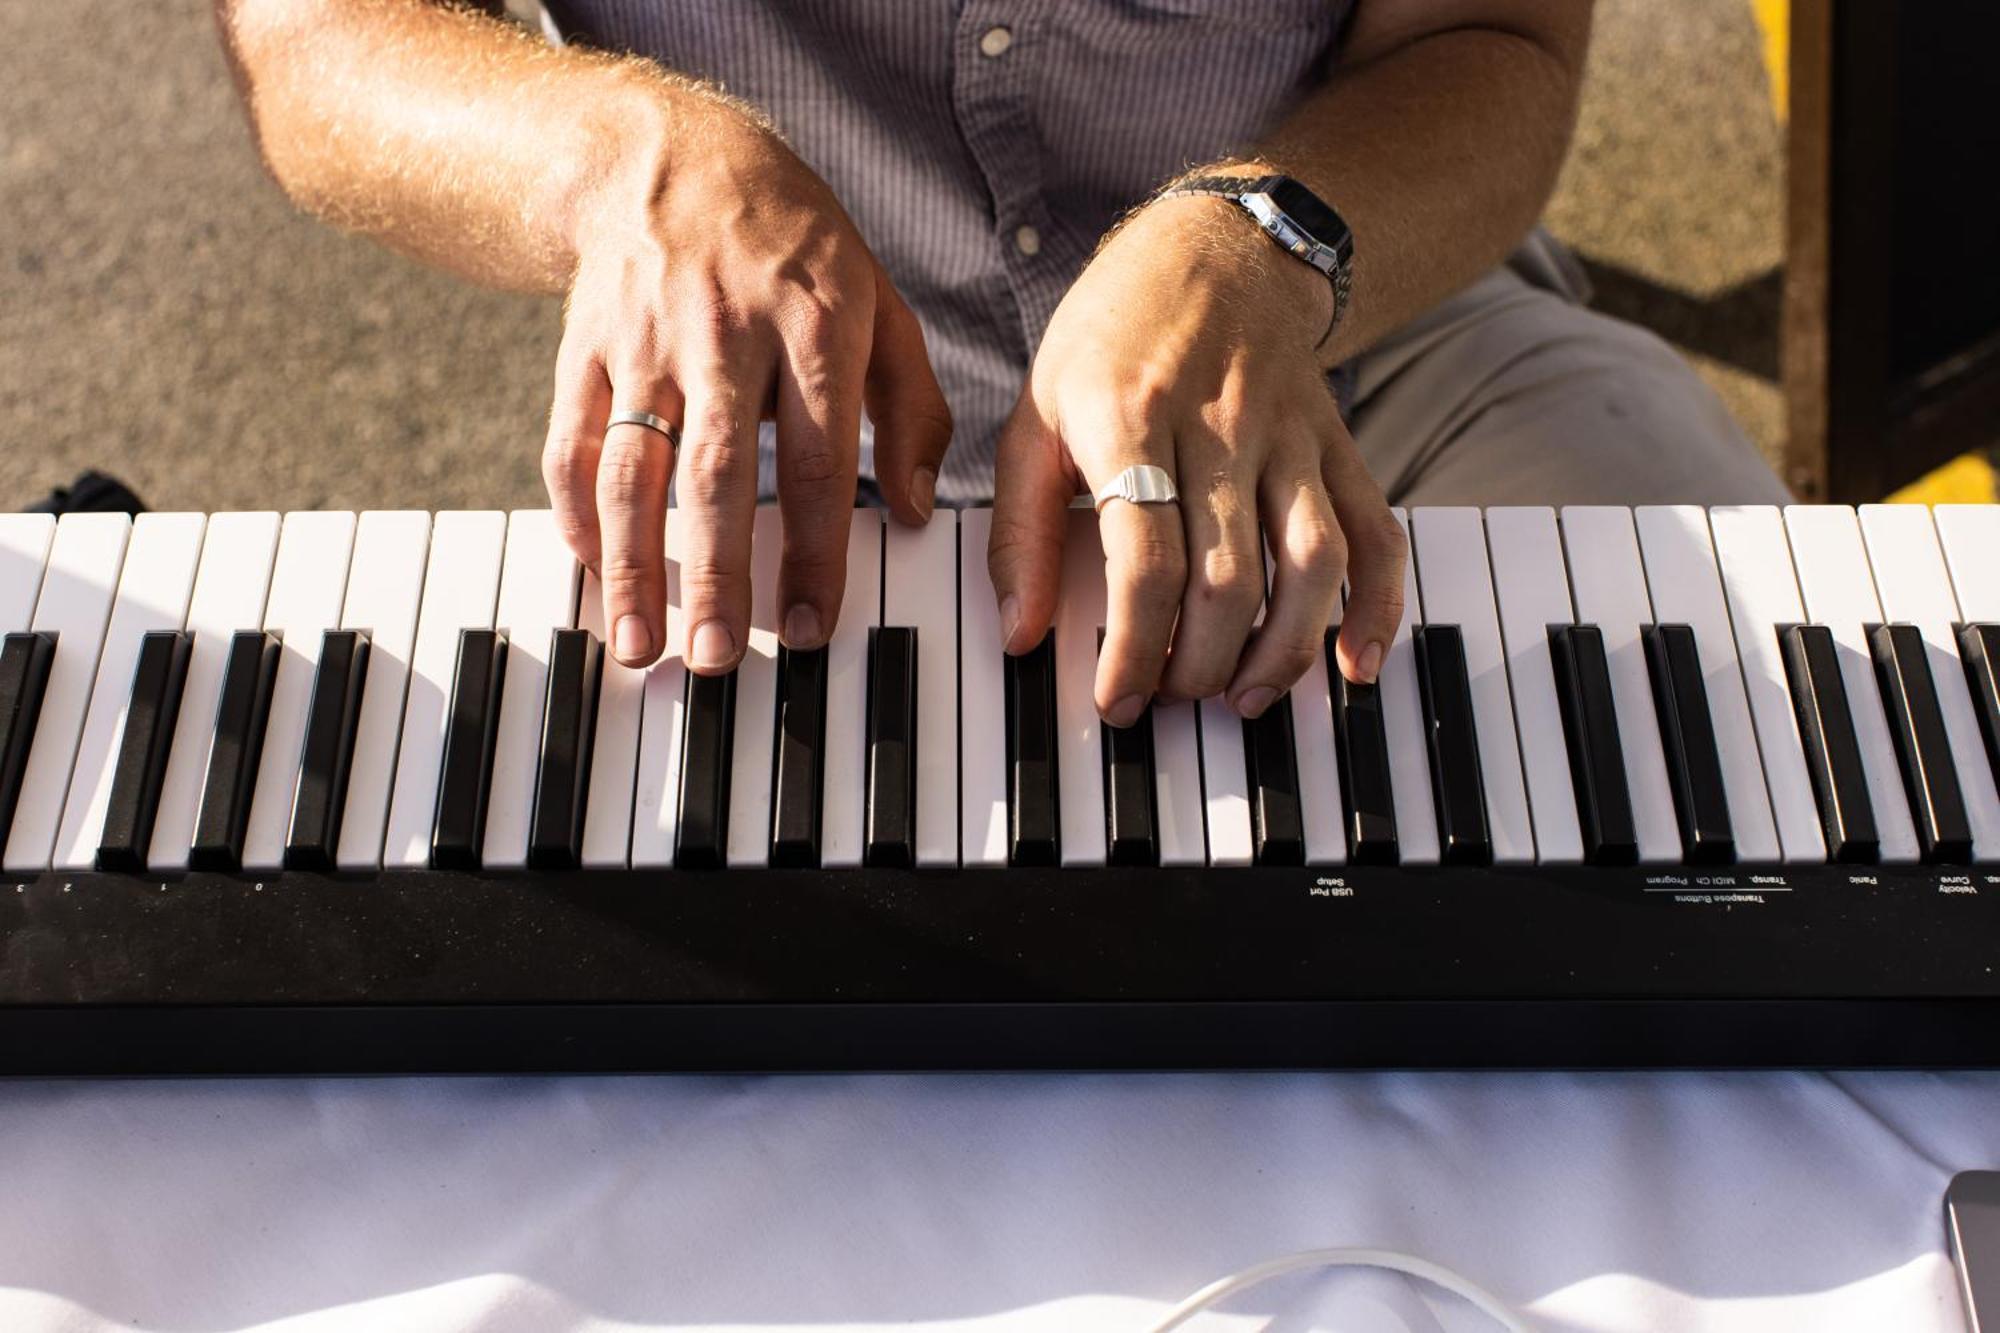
(865, 267), (953, 525)
(988, 388), (1078, 654)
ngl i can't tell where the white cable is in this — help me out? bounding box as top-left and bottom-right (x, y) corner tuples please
(1148, 1246), (1534, 1333)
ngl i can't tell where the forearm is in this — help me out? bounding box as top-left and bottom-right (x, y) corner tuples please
(214, 0), (722, 293)
(1249, 9), (1590, 363)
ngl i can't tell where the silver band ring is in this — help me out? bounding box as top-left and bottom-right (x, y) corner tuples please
(1092, 463), (1179, 512)
(607, 408), (678, 445)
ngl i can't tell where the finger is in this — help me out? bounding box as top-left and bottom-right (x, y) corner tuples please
(1158, 438), (1264, 704)
(1079, 423), (1185, 728)
(1227, 448), (1345, 717)
(542, 338), (613, 575)
(865, 269), (954, 526)
(773, 323), (864, 649)
(1317, 407), (1405, 684)
(675, 353), (768, 675)
(987, 390), (1077, 656)
(595, 365), (683, 668)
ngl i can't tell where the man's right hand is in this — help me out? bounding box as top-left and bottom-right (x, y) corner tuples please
(546, 95), (952, 672)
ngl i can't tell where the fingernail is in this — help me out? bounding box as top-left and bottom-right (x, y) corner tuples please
(1105, 694), (1146, 728)
(1356, 640), (1384, 683)
(911, 467), (936, 521)
(999, 594), (1020, 649)
(784, 603), (822, 648)
(613, 614), (652, 663)
(690, 618), (736, 671)
(1235, 685), (1277, 719)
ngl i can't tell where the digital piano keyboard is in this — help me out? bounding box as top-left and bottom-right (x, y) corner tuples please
(6, 502), (2000, 1074)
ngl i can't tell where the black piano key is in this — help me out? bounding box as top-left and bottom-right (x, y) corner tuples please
(769, 643), (829, 868)
(0, 631), (57, 858)
(1102, 703), (1159, 868)
(1413, 624), (1491, 866)
(527, 627), (603, 871)
(1642, 623), (1736, 865)
(674, 667), (736, 869)
(1870, 622), (1972, 864)
(1958, 623), (2000, 804)
(865, 626), (918, 869)
(1548, 624), (1639, 866)
(191, 630), (281, 872)
(431, 628), (507, 872)
(1328, 626), (1397, 865)
(1779, 623), (1878, 863)
(1243, 700), (1305, 866)
(1006, 631), (1061, 867)
(283, 629), (371, 872)
(96, 630), (192, 873)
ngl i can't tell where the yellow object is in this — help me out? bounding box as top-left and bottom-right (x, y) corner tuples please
(1887, 452), (1999, 505)
(1752, 0), (1789, 119)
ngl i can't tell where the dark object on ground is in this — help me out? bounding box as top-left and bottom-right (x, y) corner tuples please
(23, 471), (148, 516)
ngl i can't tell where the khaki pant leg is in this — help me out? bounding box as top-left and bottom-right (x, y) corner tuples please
(1344, 265), (1789, 506)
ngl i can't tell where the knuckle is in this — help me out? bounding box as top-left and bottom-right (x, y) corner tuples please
(1120, 535), (1187, 607)
(1191, 548), (1264, 615)
(784, 441), (848, 489)
(1289, 518), (1347, 585)
(1166, 664), (1233, 702)
(601, 552), (662, 596)
(1266, 631), (1322, 683)
(596, 447), (659, 510)
(679, 438), (744, 504)
(542, 435), (595, 489)
(677, 559), (740, 610)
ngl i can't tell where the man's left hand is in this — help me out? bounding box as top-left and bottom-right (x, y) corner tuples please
(988, 190), (1408, 727)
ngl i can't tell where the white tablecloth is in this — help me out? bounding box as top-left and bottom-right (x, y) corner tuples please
(0, 1071), (1990, 1331)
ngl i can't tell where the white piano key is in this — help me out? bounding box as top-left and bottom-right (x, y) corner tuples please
(1264, 538), (1344, 865)
(1634, 505), (1781, 863)
(1935, 505), (2000, 621)
(5, 513), (131, 872)
(480, 511), (581, 870)
(1484, 507), (1582, 865)
(147, 513), (283, 871)
(383, 511), (506, 869)
(1153, 700), (1207, 866)
(1784, 505), (1919, 863)
(52, 513), (205, 870)
(726, 504), (783, 867)
(884, 509), (960, 866)
(1381, 508), (1439, 864)
(824, 507), (883, 869)
(957, 507), (1009, 868)
(333, 511), (432, 870)
(0, 515), (56, 633)
(1560, 506), (1683, 864)
(1198, 694), (1253, 866)
(960, 504), (1008, 868)
(241, 512), (358, 871)
(1409, 507), (1535, 863)
(1707, 506), (1826, 862)
(1056, 510), (1110, 867)
(628, 521), (687, 870)
(577, 568), (643, 868)
(1859, 504), (2000, 861)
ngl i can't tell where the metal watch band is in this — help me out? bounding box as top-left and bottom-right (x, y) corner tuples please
(1161, 174), (1353, 350)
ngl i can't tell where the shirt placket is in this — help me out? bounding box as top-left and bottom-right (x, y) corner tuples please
(951, 0), (1063, 361)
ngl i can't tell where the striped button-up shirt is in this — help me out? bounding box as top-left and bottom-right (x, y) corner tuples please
(544, 0), (1354, 503)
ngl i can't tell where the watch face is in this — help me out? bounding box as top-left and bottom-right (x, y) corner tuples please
(1265, 177), (1349, 251)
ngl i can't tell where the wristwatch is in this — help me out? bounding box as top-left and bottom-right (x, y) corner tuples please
(1159, 173), (1354, 348)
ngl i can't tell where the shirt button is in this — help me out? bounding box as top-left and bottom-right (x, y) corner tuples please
(979, 26), (1014, 58)
(1013, 225), (1042, 257)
